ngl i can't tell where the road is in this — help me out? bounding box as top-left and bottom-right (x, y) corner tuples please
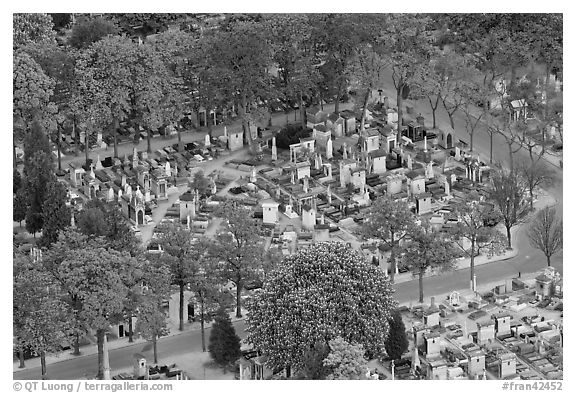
(13, 321), (249, 380)
(17, 67), (562, 380)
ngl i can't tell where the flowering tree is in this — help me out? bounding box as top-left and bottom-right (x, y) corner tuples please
(323, 337), (368, 380)
(246, 242), (396, 372)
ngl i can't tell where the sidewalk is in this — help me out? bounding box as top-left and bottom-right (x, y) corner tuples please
(13, 308), (248, 372)
(393, 188), (557, 285)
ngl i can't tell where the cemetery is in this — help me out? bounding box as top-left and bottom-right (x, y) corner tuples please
(384, 266), (562, 380)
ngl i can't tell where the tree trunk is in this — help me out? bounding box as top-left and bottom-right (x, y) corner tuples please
(418, 272), (424, 303)
(113, 119), (119, 158)
(85, 125), (90, 167)
(128, 316), (133, 343)
(428, 94), (440, 129)
(179, 283), (185, 331)
(508, 142), (515, 172)
(73, 332), (80, 355)
(147, 127), (152, 154)
(57, 124), (62, 171)
(359, 88), (371, 134)
(177, 126), (183, 152)
(489, 132), (494, 164)
(96, 329), (105, 380)
(18, 347), (25, 368)
(73, 117), (79, 156)
(506, 226), (512, 249)
(153, 335), (158, 364)
(40, 351), (47, 380)
(236, 281), (242, 318)
(469, 240), (476, 289)
(396, 85), (403, 144)
(546, 254), (551, 267)
(529, 188), (534, 210)
(300, 92), (306, 129)
(200, 294), (206, 352)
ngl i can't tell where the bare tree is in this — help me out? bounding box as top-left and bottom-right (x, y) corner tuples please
(488, 168), (531, 248)
(527, 206), (562, 267)
(518, 158), (555, 210)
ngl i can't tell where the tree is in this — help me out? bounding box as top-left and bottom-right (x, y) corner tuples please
(14, 168), (22, 193)
(489, 168), (531, 248)
(200, 21), (273, 145)
(323, 337), (368, 380)
(13, 51), (56, 166)
(382, 14), (433, 143)
(459, 80), (491, 153)
(208, 310), (241, 366)
(156, 223), (199, 331)
(69, 17), (118, 49)
(25, 151), (55, 236)
(212, 201), (266, 318)
(300, 340), (330, 380)
(402, 223), (459, 303)
(136, 261), (171, 363)
(384, 311), (408, 361)
(13, 254), (69, 379)
(76, 200), (138, 255)
(23, 120), (53, 176)
(49, 13), (72, 31)
(13, 189), (28, 227)
(38, 180), (71, 248)
(57, 245), (136, 379)
(13, 13), (56, 49)
(246, 242), (396, 372)
(189, 171), (212, 199)
(451, 194), (507, 289)
(518, 159), (555, 210)
(527, 206), (562, 267)
(362, 195), (417, 283)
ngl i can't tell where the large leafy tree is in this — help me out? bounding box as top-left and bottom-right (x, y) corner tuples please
(212, 201), (266, 318)
(200, 21), (273, 145)
(451, 193), (507, 289)
(136, 261), (172, 363)
(38, 180), (71, 248)
(13, 189), (28, 227)
(208, 310), (242, 367)
(13, 13), (56, 49)
(264, 14), (319, 128)
(402, 223), (459, 303)
(488, 168), (531, 248)
(527, 206), (562, 267)
(323, 337), (368, 380)
(13, 50), (56, 165)
(156, 223), (199, 331)
(362, 195), (417, 283)
(69, 17), (117, 49)
(57, 245), (137, 379)
(381, 13), (433, 142)
(246, 242), (396, 372)
(518, 159), (555, 211)
(14, 253), (69, 379)
(384, 310), (408, 361)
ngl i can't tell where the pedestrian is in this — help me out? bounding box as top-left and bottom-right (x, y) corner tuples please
(518, 271), (522, 278)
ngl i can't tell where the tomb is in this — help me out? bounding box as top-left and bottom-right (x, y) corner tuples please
(413, 324), (430, 347)
(466, 350), (486, 378)
(476, 321), (495, 344)
(492, 312), (512, 338)
(387, 174), (403, 195)
(423, 332), (441, 359)
(427, 359), (448, 380)
(326, 112), (344, 137)
(339, 159), (357, 188)
(340, 110), (357, 134)
(228, 128), (244, 151)
(363, 129), (381, 153)
(386, 108), (398, 125)
(69, 163), (86, 188)
(350, 167), (366, 190)
(415, 193), (432, 215)
(498, 352), (517, 379)
(312, 124), (331, 146)
(150, 168), (169, 200)
(438, 127), (455, 149)
(262, 200), (280, 225)
(301, 204), (317, 231)
(306, 107), (327, 129)
(424, 297), (440, 327)
(179, 191), (196, 221)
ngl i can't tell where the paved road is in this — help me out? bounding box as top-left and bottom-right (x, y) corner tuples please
(17, 68), (562, 380)
(13, 321), (249, 380)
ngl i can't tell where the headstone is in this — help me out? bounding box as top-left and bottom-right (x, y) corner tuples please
(117, 189), (123, 202)
(407, 154), (413, 170)
(132, 147), (138, 167)
(90, 164), (96, 179)
(141, 151), (148, 161)
(107, 187), (114, 202)
(224, 126), (228, 138)
(326, 184), (332, 204)
(291, 170), (295, 184)
(326, 138), (333, 159)
(250, 167), (257, 183)
(95, 154), (103, 170)
(424, 135), (428, 152)
(204, 134), (211, 147)
(165, 161), (171, 177)
(425, 161), (434, 180)
(303, 176), (309, 194)
(342, 143), (348, 159)
(271, 137), (277, 161)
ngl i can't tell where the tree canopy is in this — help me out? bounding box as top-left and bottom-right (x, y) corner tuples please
(246, 242), (396, 372)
